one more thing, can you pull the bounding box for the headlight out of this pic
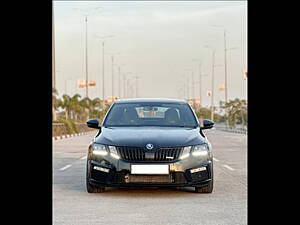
[192,144,209,157]
[92,144,108,156]
[108,146,120,159]
[179,146,192,160]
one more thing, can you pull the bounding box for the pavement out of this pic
[53,129,247,225]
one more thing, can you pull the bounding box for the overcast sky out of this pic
[54,1,247,108]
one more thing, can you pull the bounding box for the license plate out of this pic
[131,164,169,174]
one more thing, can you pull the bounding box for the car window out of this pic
[104,103,198,127]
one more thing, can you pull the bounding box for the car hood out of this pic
[94,126,205,148]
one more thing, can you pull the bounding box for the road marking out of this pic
[59,164,72,171]
[213,157,220,162]
[223,164,235,171]
[80,156,87,160]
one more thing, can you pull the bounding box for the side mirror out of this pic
[201,119,214,130]
[86,118,100,129]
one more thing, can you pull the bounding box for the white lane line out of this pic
[223,164,235,171]
[59,164,72,171]
[213,157,220,162]
[80,156,87,160]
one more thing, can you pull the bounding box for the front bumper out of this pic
[88,155,213,187]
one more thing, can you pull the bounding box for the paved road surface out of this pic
[53,129,247,225]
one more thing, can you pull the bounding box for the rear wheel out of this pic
[195,180,213,193]
[86,159,105,193]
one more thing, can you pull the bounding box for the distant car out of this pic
[86,98,214,193]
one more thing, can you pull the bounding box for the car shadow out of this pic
[54,180,204,197]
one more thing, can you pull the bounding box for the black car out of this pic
[86,98,214,193]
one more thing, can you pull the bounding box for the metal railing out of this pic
[214,124,247,135]
[52,122,94,137]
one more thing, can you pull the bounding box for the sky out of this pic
[53,1,247,108]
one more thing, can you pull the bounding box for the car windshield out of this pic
[103,103,198,127]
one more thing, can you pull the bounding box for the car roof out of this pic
[114,98,187,104]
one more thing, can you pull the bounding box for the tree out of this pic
[69,94,82,120]
[220,99,247,128]
[60,94,72,120]
[52,88,59,121]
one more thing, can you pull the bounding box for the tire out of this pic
[86,159,105,193]
[195,180,213,193]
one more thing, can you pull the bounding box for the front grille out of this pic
[112,172,187,184]
[126,175,172,183]
[116,146,183,162]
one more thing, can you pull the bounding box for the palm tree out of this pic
[52,88,59,121]
[90,97,102,118]
[60,94,72,120]
[80,97,92,121]
[69,94,82,120]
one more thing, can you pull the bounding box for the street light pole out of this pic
[95,35,114,108]
[73,7,102,98]
[102,41,105,106]
[210,25,238,126]
[204,45,222,121]
[52,4,56,91]
[199,63,202,108]
[191,71,195,108]
[118,66,121,98]
[132,75,139,98]
[211,50,216,121]
[186,76,189,100]
[52,2,57,121]
[224,30,228,104]
[105,52,120,102]
[123,74,126,98]
[111,55,114,100]
[85,16,89,99]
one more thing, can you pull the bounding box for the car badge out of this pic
[146,143,154,150]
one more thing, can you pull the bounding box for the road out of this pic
[53,129,247,225]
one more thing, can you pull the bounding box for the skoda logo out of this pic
[146,143,154,150]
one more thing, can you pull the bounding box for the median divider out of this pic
[214,125,247,135]
[52,131,95,141]
[52,122,95,141]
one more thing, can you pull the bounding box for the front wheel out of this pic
[86,159,105,193]
[195,180,213,193]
